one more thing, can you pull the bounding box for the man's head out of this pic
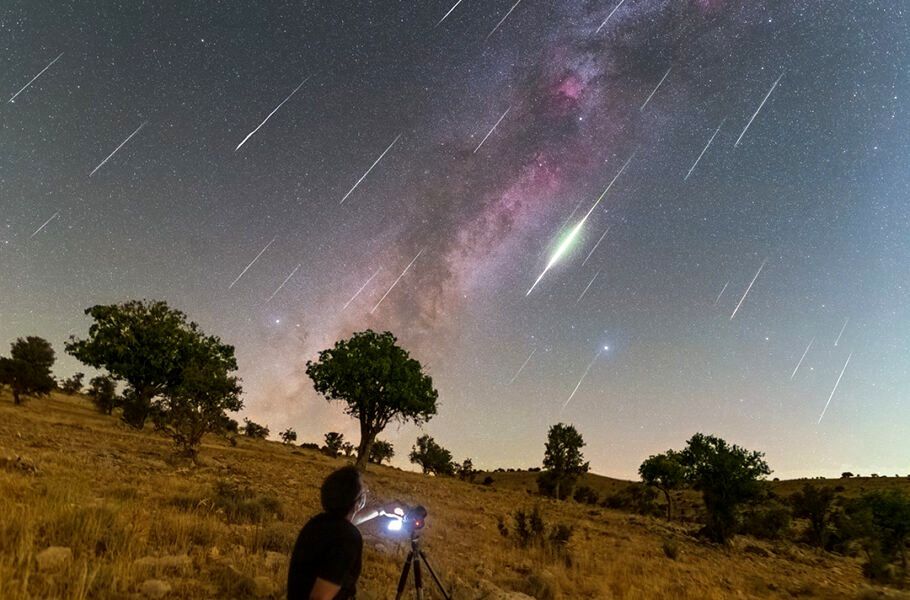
[321,466,365,519]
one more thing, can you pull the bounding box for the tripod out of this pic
[394,531,451,600]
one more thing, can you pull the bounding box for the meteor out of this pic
[340,134,402,204]
[595,0,626,33]
[370,249,423,314]
[90,121,147,176]
[436,0,464,26]
[265,263,301,303]
[640,67,671,112]
[577,271,600,304]
[526,154,632,296]
[563,348,604,409]
[473,107,511,154]
[685,118,725,181]
[235,77,309,152]
[834,318,849,346]
[713,281,729,306]
[9,52,63,103]
[818,352,852,424]
[29,212,59,239]
[581,226,610,267]
[790,337,815,380]
[729,259,767,320]
[343,268,381,310]
[486,0,523,40]
[508,348,536,384]
[229,237,276,289]
[734,72,784,148]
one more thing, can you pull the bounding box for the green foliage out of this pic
[369,440,395,464]
[341,441,355,457]
[497,505,574,554]
[739,500,791,540]
[306,330,438,469]
[790,482,837,547]
[0,336,56,405]
[66,300,236,429]
[324,431,345,456]
[680,433,771,543]
[457,458,477,482]
[539,423,589,500]
[409,434,455,475]
[639,450,686,520]
[59,372,85,395]
[603,484,662,517]
[87,375,119,415]
[242,418,269,439]
[836,490,910,584]
[662,538,680,560]
[210,481,283,524]
[573,485,599,505]
[280,428,297,444]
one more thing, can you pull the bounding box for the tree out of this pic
[0,337,56,405]
[280,428,298,444]
[837,490,910,582]
[680,433,771,543]
[538,423,589,501]
[409,434,455,476]
[324,432,345,456]
[242,418,269,439]
[341,441,355,458]
[457,458,477,482]
[790,482,837,547]
[639,450,687,520]
[88,375,119,415]
[841,472,854,479]
[369,440,395,465]
[306,330,438,470]
[66,300,232,429]
[153,351,242,460]
[60,372,85,395]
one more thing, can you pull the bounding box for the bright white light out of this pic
[275,319,280,324]
[603,346,610,351]
[387,519,403,531]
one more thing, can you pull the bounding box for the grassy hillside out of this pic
[1,391,908,599]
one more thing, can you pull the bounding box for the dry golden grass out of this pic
[1,390,908,599]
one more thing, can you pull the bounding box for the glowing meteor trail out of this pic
[90,121,147,176]
[508,348,536,384]
[9,53,63,103]
[29,212,59,239]
[685,118,725,181]
[265,263,301,303]
[229,237,276,289]
[343,268,381,310]
[235,77,309,152]
[640,67,671,111]
[436,0,464,26]
[370,249,423,314]
[563,348,604,409]
[834,318,849,346]
[790,337,815,380]
[340,133,402,204]
[596,0,626,33]
[473,107,511,154]
[486,0,523,40]
[730,259,767,320]
[577,271,600,304]
[581,226,611,267]
[714,281,729,306]
[527,154,632,296]
[734,72,784,148]
[818,352,852,424]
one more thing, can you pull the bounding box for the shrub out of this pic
[603,484,661,517]
[497,505,573,554]
[790,482,837,547]
[740,501,791,540]
[573,485,599,505]
[662,538,680,560]
[242,418,269,439]
[299,442,320,451]
[280,428,297,444]
[212,481,283,524]
[482,476,494,486]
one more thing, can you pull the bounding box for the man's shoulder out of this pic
[303,513,362,541]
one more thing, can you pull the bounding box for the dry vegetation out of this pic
[1,391,908,599]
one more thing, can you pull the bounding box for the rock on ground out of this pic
[35,546,72,572]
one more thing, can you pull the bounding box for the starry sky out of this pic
[2,1,908,479]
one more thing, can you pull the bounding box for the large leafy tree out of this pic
[88,375,119,415]
[680,433,771,543]
[409,434,455,476]
[538,422,589,501]
[0,337,56,405]
[65,300,228,428]
[790,482,837,548]
[639,450,687,520]
[306,330,438,470]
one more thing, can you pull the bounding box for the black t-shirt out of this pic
[287,513,363,600]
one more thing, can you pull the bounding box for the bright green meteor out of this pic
[526,154,633,296]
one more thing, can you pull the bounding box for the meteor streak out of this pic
[640,67,671,111]
[436,0,464,26]
[486,0,523,40]
[730,258,767,320]
[340,133,402,204]
[685,118,725,181]
[235,77,309,152]
[370,249,423,314]
[265,263,301,303]
[90,121,147,176]
[563,348,604,409]
[508,348,536,384]
[834,318,849,346]
[9,52,63,103]
[527,154,632,296]
[734,72,784,148]
[473,107,511,154]
[577,271,600,304]
[713,281,729,306]
[595,0,626,33]
[818,352,852,424]
[790,337,814,380]
[581,226,610,267]
[229,237,276,289]
[342,268,381,309]
[29,212,59,239]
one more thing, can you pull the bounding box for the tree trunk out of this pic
[663,488,672,520]
[355,422,374,471]
[555,479,561,501]
[13,389,21,405]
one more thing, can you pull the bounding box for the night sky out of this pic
[2,1,908,479]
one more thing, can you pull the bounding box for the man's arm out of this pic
[309,577,341,600]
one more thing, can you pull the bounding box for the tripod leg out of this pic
[418,551,452,600]
[394,551,415,600]
[413,556,424,600]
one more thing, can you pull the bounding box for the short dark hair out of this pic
[321,466,362,517]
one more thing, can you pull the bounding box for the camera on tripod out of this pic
[381,504,427,534]
[378,504,451,599]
